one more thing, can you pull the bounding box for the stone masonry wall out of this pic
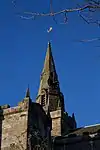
[50,110,62,136]
[0,100,29,150]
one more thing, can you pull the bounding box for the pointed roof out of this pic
[38,42,59,96]
[25,86,30,98]
[42,42,56,74]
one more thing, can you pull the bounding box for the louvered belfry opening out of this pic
[41,95,45,107]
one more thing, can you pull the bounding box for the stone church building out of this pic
[0,42,100,150]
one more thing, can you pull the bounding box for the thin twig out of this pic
[77,38,100,43]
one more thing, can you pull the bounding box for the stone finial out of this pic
[72,113,75,119]
[72,113,77,128]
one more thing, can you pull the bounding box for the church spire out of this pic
[38,42,59,96]
[36,42,64,112]
[42,42,56,75]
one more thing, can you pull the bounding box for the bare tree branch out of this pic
[12,0,100,25]
[23,4,100,17]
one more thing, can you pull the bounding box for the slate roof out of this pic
[70,124,100,136]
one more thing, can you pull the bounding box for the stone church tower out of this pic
[36,42,77,136]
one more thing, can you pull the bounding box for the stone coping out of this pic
[0,98,30,116]
[0,106,28,116]
[50,110,61,118]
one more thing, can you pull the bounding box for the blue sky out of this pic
[0,0,100,127]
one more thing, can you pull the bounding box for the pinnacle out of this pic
[25,86,30,98]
